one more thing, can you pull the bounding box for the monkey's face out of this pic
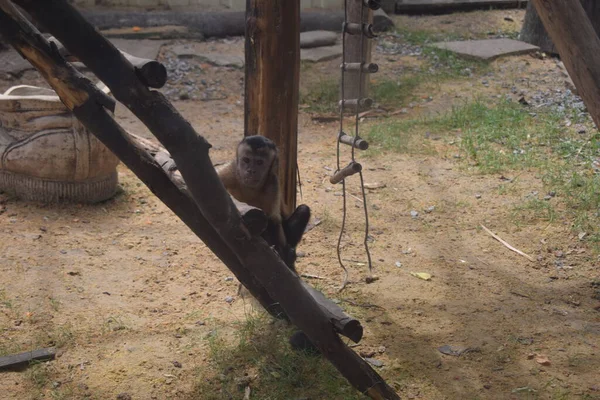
[236,144,274,189]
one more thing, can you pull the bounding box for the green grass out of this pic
[188,312,366,400]
[367,98,600,242]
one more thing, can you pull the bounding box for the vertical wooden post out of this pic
[245,0,300,217]
[342,0,373,106]
[531,0,600,130]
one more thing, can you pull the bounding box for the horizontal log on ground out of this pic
[339,133,369,150]
[395,0,528,14]
[46,35,167,89]
[330,162,363,184]
[0,348,55,370]
[76,10,395,37]
[13,1,398,397]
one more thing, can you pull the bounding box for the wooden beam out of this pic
[244,0,300,217]
[4,2,398,397]
[0,348,55,370]
[530,0,600,131]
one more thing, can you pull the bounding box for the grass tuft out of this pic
[189,312,365,400]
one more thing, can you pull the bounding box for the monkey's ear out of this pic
[283,204,311,247]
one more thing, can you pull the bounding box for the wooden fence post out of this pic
[244,0,300,216]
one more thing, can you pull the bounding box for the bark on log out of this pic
[520,0,600,55]
[5,2,399,397]
[132,132,363,339]
[530,0,600,131]
[75,10,395,38]
[47,35,167,89]
[134,133,268,237]
[245,0,300,217]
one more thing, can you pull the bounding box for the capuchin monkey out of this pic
[216,135,310,271]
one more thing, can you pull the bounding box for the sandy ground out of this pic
[1,8,599,400]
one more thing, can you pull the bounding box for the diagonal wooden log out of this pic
[530,0,600,131]
[3,1,398,398]
[0,2,285,321]
[129,132,364,343]
[133,132,268,237]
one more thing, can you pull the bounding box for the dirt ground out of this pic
[1,8,600,400]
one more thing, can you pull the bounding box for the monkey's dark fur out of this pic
[217,135,310,271]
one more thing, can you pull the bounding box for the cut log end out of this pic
[330,162,363,184]
[339,133,369,150]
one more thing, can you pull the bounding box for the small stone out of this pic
[378,346,386,354]
[225,277,234,282]
[475,193,482,199]
[395,261,402,268]
[424,206,435,213]
[296,251,306,258]
[225,296,234,304]
[116,394,132,400]
[410,210,419,218]
[172,361,182,368]
[555,250,565,258]
[365,358,384,367]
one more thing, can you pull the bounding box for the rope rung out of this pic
[339,132,369,150]
[341,62,378,73]
[344,22,377,39]
[330,161,362,184]
[339,98,373,108]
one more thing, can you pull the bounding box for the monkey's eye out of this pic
[256,159,264,166]
[242,157,250,164]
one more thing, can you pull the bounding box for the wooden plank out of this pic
[530,0,600,131]
[244,0,300,217]
[0,348,56,370]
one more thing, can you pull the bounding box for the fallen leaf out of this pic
[132,26,141,32]
[410,272,432,281]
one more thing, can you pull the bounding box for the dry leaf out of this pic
[410,272,432,281]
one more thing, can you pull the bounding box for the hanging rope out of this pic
[334,0,380,292]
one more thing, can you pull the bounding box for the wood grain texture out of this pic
[530,0,600,131]
[244,0,300,217]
